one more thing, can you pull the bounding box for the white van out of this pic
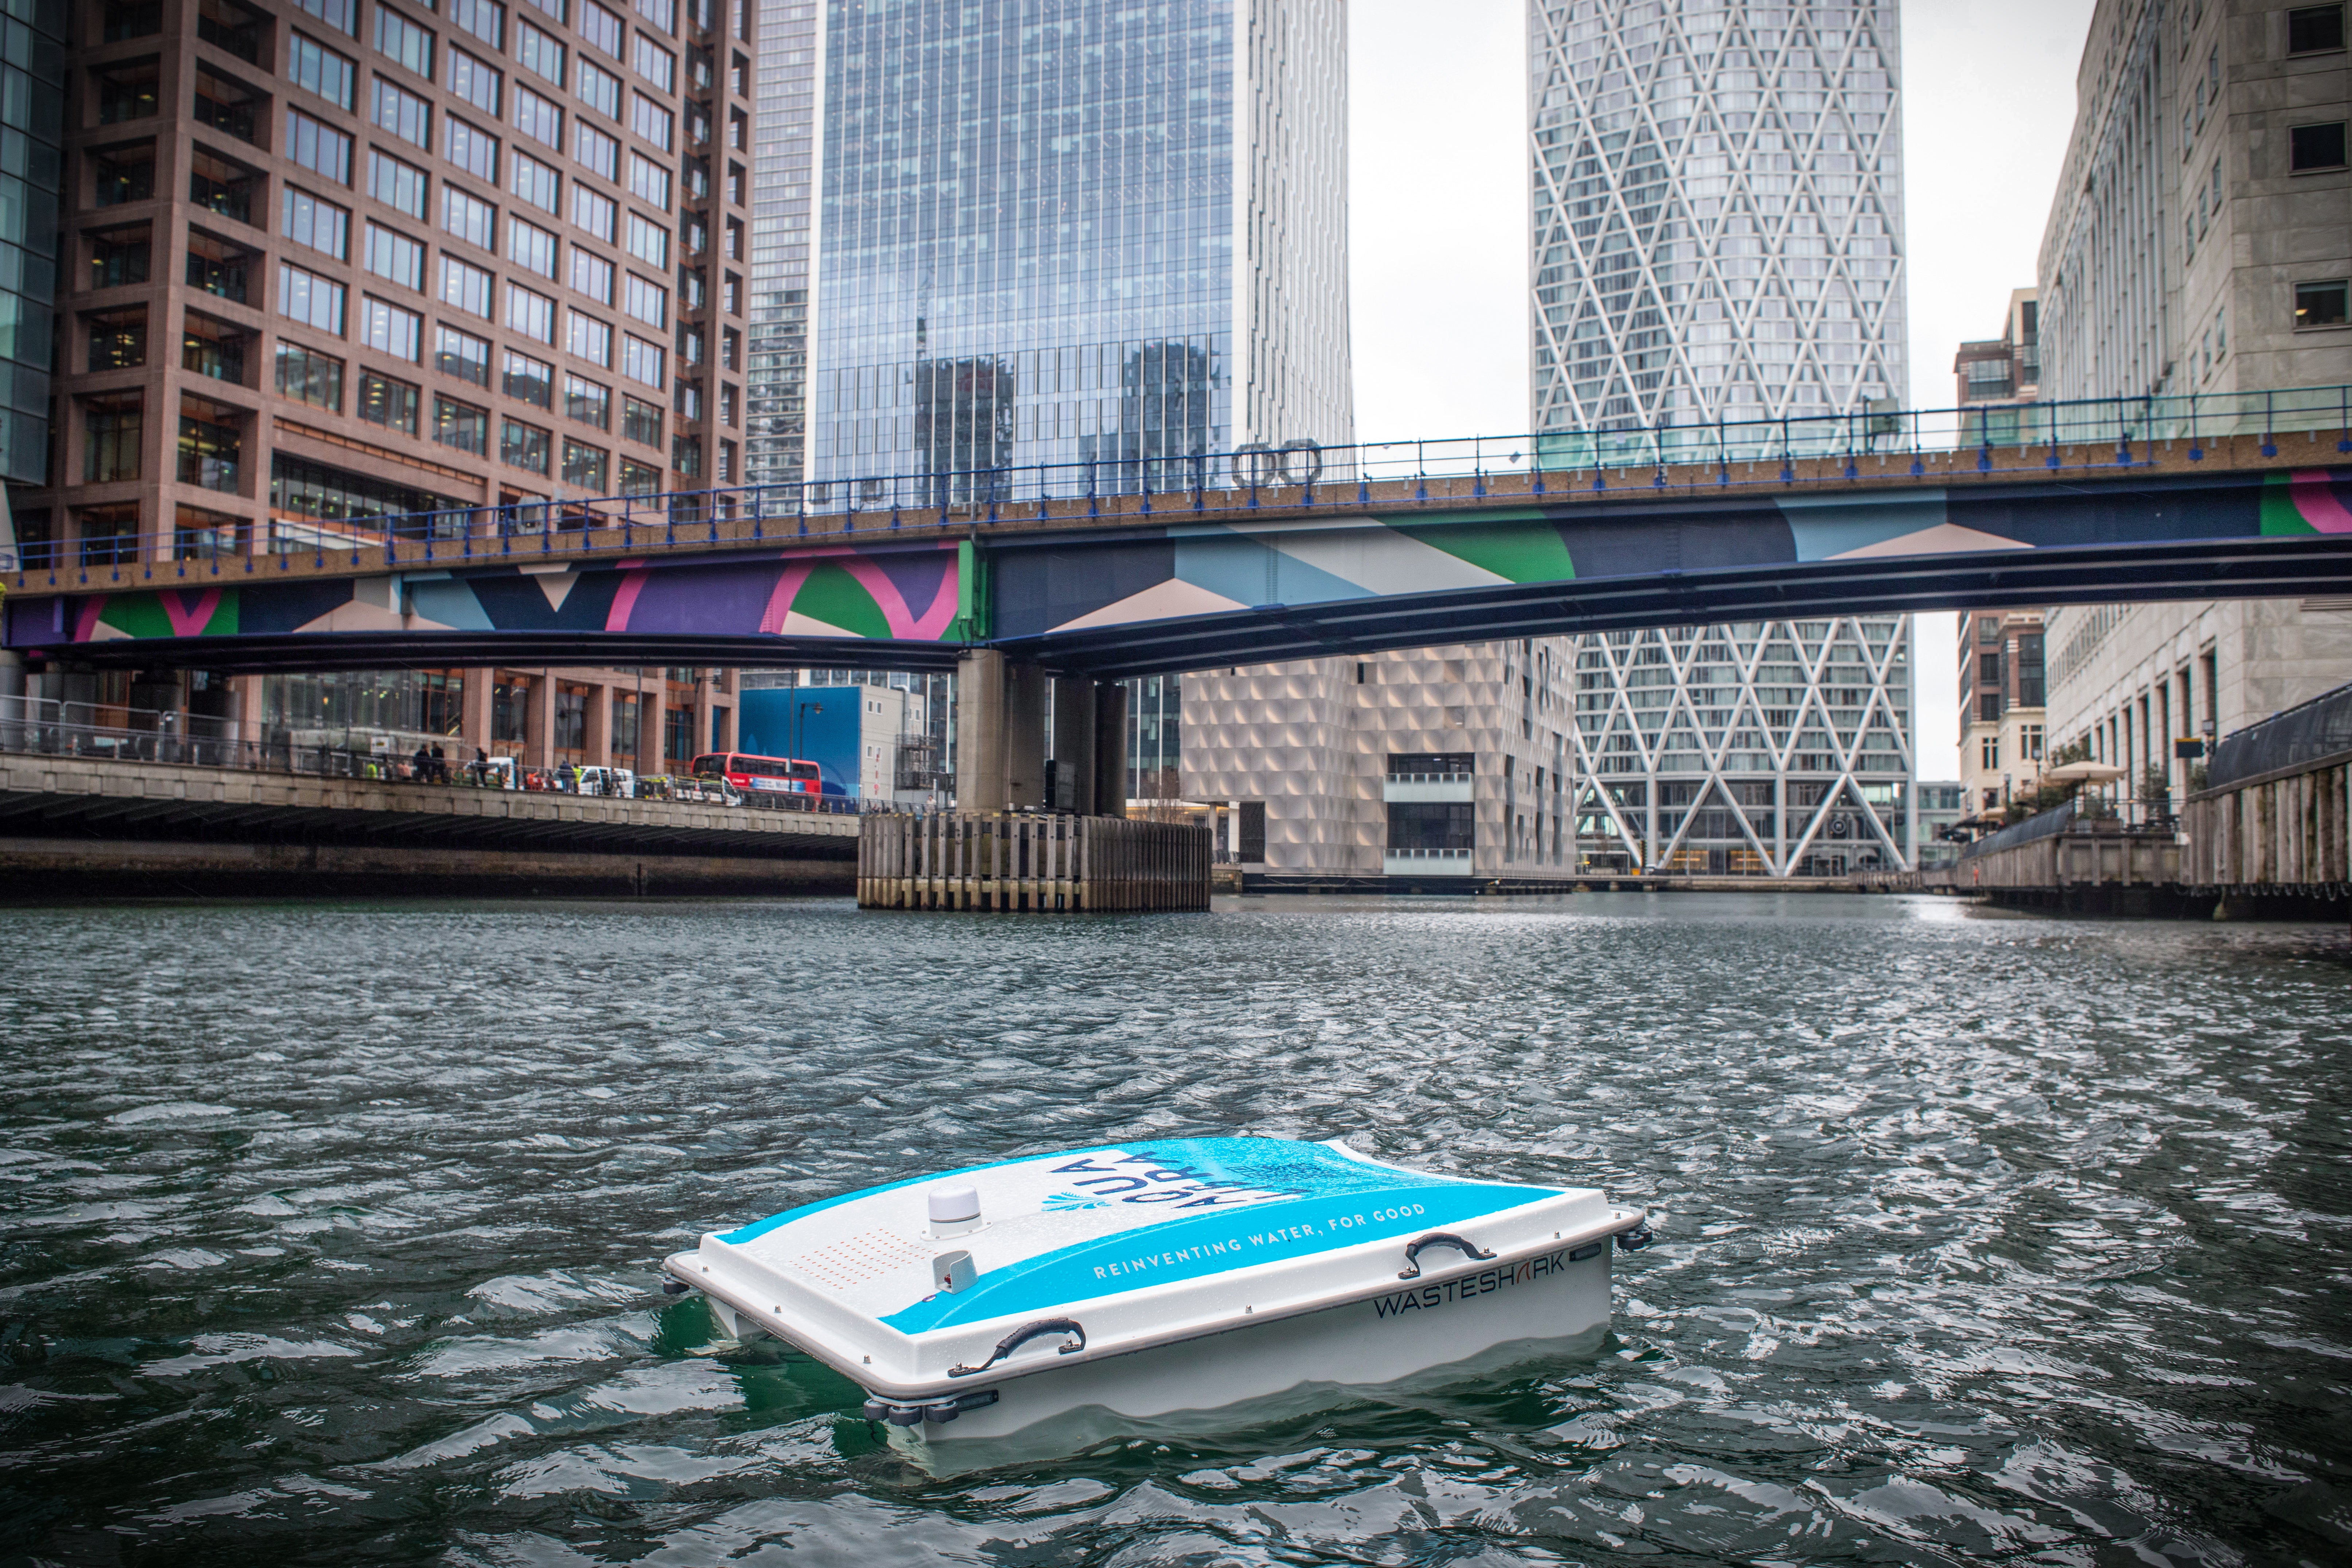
[573,765,636,798]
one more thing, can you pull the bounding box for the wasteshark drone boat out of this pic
[663,1135,1651,1454]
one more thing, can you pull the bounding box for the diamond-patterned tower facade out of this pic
[1533,1,1918,876]
[1530,0,1909,425]
[1571,619,1918,876]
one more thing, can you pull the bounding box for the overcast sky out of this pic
[1344,0,2098,779]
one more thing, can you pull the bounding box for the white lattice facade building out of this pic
[1571,619,1919,876]
[1182,642,1581,884]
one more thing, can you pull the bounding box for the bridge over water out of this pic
[8,389,2349,682]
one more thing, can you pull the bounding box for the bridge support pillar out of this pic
[955,650,1007,811]
[1051,676,1096,815]
[1093,679,1128,814]
[956,652,1056,812]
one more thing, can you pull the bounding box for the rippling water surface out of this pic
[4,893,2349,1565]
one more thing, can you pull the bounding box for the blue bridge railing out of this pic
[11,382,2349,586]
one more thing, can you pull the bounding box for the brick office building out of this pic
[15,0,753,771]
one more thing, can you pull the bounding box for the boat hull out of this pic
[878,1243,1611,1455]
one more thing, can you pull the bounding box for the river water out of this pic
[3,893,2348,1565]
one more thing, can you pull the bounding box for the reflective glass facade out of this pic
[744,0,817,486]
[812,0,1235,494]
[0,0,64,486]
[1529,0,1907,427]
[746,0,1351,495]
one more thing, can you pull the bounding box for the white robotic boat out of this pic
[663,1136,1651,1456]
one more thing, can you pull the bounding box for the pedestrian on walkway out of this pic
[410,744,431,782]
[558,760,578,792]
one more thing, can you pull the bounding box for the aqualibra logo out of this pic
[1049,1152,1300,1209]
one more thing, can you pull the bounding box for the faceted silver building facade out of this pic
[1570,619,1919,876]
[1531,0,1918,875]
[746,0,1351,495]
[1183,644,1581,884]
[1529,0,1908,427]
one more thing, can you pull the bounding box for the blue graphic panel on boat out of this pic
[879,1139,1555,1333]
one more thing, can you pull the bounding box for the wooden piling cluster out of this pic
[2181,756,2351,896]
[858,812,1212,911]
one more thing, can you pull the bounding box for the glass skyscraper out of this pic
[746,0,1351,496]
[1529,0,1907,428]
[1531,0,1920,875]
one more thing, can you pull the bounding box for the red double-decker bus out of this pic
[691,752,823,795]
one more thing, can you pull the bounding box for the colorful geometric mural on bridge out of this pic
[5,542,964,649]
[6,468,2346,652]
[988,468,2352,638]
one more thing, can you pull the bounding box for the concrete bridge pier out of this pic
[954,649,1129,815]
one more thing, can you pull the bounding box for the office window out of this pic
[577,57,621,119]
[183,312,249,384]
[178,397,243,492]
[510,217,559,278]
[447,47,502,115]
[358,370,422,435]
[633,0,672,34]
[511,20,561,87]
[188,149,259,226]
[281,188,351,259]
[446,117,500,182]
[363,224,426,291]
[442,185,496,250]
[83,395,144,483]
[440,256,494,318]
[623,273,667,328]
[186,231,254,302]
[621,397,660,446]
[567,309,612,365]
[568,247,613,302]
[275,340,343,409]
[91,227,152,289]
[621,332,664,388]
[575,121,620,180]
[507,282,557,343]
[193,69,262,144]
[629,92,672,151]
[452,0,504,48]
[563,373,610,428]
[572,185,617,241]
[2290,121,2348,172]
[624,212,668,267]
[501,417,551,473]
[360,296,424,362]
[632,34,673,90]
[511,151,559,213]
[434,394,489,453]
[522,0,566,20]
[504,348,555,407]
[580,0,622,53]
[2296,279,2349,329]
[85,307,146,371]
[514,85,563,149]
[2288,5,2345,53]
[671,434,700,476]
[291,0,356,36]
[562,439,607,490]
[627,152,670,209]
[285,109,354,184]
[278,261,346,333]
[435,323,491,383]
[288,32,356,110]
[368,150,430,219]
[374,7,434,78]
[619,457,659,495]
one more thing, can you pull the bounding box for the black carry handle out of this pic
[947,1317,1087,1378]
[1397,1231,1497,1280]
